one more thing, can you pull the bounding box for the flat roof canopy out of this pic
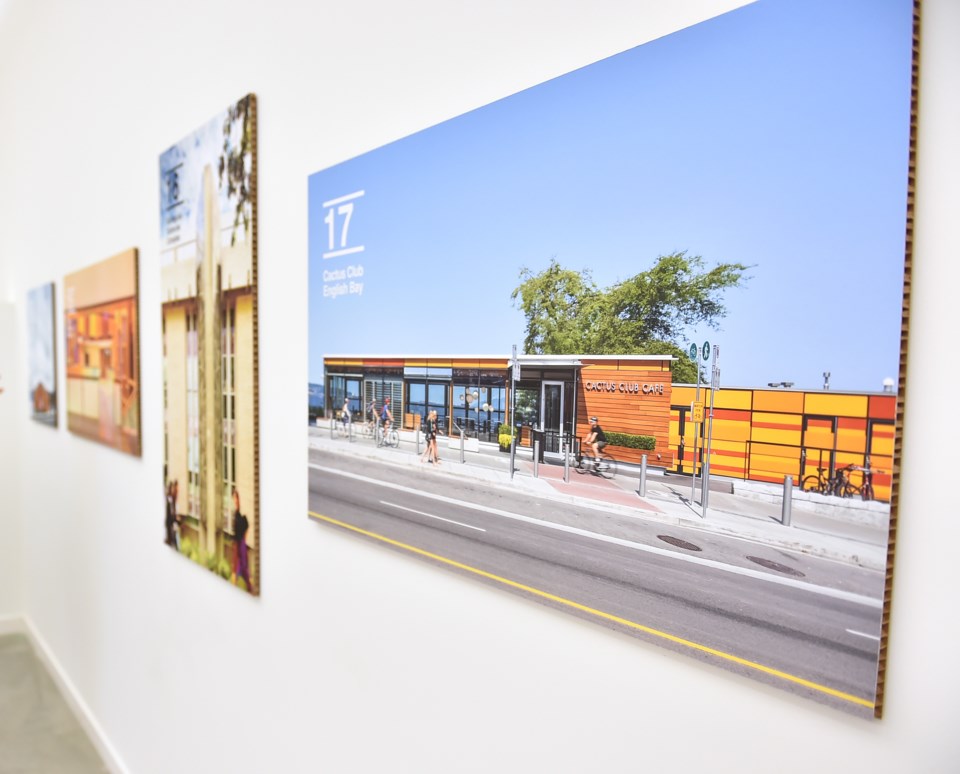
[517,354,676,367]
[324,353,676,365]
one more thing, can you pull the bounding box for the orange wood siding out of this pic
[577,361,673,466]
[869,395,897,419]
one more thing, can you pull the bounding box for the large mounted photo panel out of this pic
[64,249,141,455]
[307,0,914,716]
[160,95,259,595]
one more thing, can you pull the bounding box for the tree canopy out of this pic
[218,94,255,247]
[511,252,750,383]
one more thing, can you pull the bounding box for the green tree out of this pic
[509,260,602,355]
[512,252,749,383]
[218,94,255,247]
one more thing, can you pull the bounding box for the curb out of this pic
[308,434,885,570]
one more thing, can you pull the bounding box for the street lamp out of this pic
[463,390,480,437]
[472,390,479,437]
[822,371,831,390]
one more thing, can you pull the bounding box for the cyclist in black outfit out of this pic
[584,416,607,468]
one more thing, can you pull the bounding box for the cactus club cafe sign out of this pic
[584,381,665,395]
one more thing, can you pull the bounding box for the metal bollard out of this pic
[782,475,793,526]
[563,440,570,483]
[330,417,334,439]
[416,427,421,455]
[533,440,540,478]
[460,429,465,464]
[638,454,647,497]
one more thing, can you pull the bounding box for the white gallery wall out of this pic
[1,0,958,771]
[0,303,21,618]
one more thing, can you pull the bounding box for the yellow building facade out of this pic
[162,166,258,593]
[670,385,896,501]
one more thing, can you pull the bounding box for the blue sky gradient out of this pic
[27,281,55,394]
[308,0,912,391]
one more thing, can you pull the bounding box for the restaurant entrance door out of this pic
[541,381,565,455]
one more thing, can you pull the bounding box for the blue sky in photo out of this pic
[27,282,55,394]
[159,101,248,257]
[308,0,913,392]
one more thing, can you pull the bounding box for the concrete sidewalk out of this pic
[308,424,891,571]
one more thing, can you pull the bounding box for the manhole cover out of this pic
[746,556,806,577]
[657,535,702,552]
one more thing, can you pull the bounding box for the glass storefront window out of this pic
[453,384,506,439]
[327,375,362,418]
[405,381,447,426]
[513,384,540,427]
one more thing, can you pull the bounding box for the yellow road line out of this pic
[308,510,875,710]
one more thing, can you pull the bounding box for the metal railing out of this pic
[451,421,466,464]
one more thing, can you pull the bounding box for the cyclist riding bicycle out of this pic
[584,416,607,468]
[380,396,394,433]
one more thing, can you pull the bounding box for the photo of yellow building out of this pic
[160,95,259,595]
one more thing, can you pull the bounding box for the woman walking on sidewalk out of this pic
[421,410,441,465]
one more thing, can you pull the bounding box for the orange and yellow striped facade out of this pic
[670,386,896,502]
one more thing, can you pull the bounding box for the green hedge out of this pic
[605,432,656,451]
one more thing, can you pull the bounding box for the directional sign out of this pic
[702,341,710,361]
[689,343,698,360]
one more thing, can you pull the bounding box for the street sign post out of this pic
[703,344,720,512]
[510,344,518,479]
[690,341,709,511]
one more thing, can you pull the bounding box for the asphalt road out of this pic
[308,449,885,717]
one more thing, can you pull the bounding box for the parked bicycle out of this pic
[802,464,858,497]
[848,465,878,501]
[574,440,618,480]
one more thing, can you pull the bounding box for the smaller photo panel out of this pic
[63,249,141,456]
[27,282,57,426]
